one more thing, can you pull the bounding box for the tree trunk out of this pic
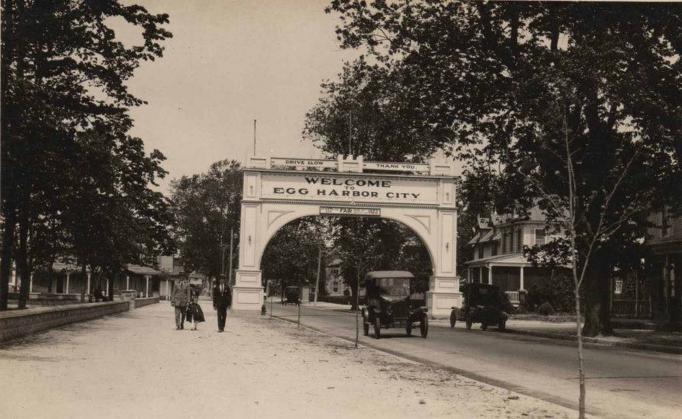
[80,263,87,302]
[349,277,358,311]
[17,204,30,309]
[582,259,613,337]
[0,206,17,310]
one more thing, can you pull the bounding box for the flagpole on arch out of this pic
[253,119,257,156]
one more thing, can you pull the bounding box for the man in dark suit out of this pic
[212,280,231,332]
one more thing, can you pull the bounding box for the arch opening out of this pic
[260,215,435,307]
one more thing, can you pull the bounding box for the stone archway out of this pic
[233,156,461,316]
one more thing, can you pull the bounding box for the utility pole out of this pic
[355,268,360,349]
[348,112,352,156]
[228,227,234,286]
[297,278,302,329]
[219,227,225,281]
[313,246,322,305]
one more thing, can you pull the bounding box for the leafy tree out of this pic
[303,58,437,161]
[325,1,682,340]
[1,0,172,308]
[332,217,431,310]
[261,217,327,298]
[170,160,242,281]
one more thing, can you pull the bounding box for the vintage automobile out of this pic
[283,285,300,305]
[361,271,428,339]
[451,282,512,331]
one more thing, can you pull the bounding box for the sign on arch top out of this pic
[251,155,455,177]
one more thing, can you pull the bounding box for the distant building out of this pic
[465,207,569,306]
[643,209,682,322]
[157,255,209,298]
[324,257,349,297]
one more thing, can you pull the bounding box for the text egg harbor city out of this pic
[260,173,440,204]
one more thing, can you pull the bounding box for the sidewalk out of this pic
[302,301,682,355]
[0,301,575,419]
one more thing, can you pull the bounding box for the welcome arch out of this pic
[233,156,462,316]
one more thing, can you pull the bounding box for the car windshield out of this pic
[376,277,410,297]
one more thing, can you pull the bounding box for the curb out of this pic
[298,303,682,355]
[505,329,682,355]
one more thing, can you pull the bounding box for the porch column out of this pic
[29,273,33,293]
[105,278,110,296]
[86,272,91,295]
[671,262,676,298]
[65,272,70,294]
[467,268,472,283]
[126,275,130,290]
[145,275,150,297]
[519,266,525,291]
[488,265,493,285]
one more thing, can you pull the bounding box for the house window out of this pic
[333,281,339,292]
[535,229,545,246]
[517,228,523,252]
[501,232,507,254]
[478,246,484,259]
[492,242,498,256]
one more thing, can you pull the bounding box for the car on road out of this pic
[361,271,428,339]
[283,286,300,305]
[451,282,512,331]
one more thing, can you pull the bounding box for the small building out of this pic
[124,264,166,299]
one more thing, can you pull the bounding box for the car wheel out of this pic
[481,321,488,331]
[363,321,369,336]
[465,315,472,330]
[449,310,456,328]
[374,317,381,339]
[499,319,506,331]
[420,316,428,338]
[406,322,412,336]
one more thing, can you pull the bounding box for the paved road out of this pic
[269,302,681,419]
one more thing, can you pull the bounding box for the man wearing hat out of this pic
[171,277,191,330]
[212,279,232,332]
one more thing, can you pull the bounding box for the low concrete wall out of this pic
[0,301,130,343]
[133,296,160,309]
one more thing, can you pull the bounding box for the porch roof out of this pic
[464,254,530,268]
[125,264,164,276]
[52,261,87,273]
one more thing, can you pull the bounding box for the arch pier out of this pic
[233,156,462,317]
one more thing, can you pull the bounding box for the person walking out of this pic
[188,286,205,330]
[171,277,190,330]
[212,280,231,332]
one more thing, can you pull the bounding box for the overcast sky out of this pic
[120,0,356,193]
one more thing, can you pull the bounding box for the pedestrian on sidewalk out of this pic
[188,286,205,330]
[212,280,231,332]
[171,277,190,330]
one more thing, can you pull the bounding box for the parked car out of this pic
[361,271,428,339]
[452,282,512,331]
